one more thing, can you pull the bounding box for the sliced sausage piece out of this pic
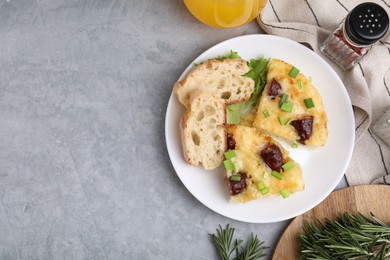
[228,172,247,195]
[260,144,284,171]
[268,78,283,98]
[291,116,314,144]
[227,133,236,150]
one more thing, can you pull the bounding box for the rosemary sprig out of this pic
[299,212,390,260]
[209,224,268,260]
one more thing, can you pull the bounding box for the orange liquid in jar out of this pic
[184,0,267,28]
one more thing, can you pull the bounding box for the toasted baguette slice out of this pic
[224,125,304,203]
[253,59,328,147]
[180,91,226,170]
[173,59,255,109]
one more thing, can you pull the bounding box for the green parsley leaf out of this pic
[214,50,242,61]
[227,56,270,124]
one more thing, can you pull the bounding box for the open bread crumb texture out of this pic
[199,70,252,101]
[187,94,225,169]
[176,59,254,108]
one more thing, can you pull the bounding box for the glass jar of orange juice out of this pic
[184,0,267,28]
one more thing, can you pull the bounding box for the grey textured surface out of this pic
[0,0,347,259]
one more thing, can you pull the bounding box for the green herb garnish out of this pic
[304,98,315,109]
[194,50,241,66]
[262,110,270,118]
[257,181,266,191]
[282,161,295,172]
[214,50,242,61]
[224,160,235,171]
[261,187,270,195]
[298,80,304,90]
[224,150,237,160]
[280,189,290,198]
[280,93,288,106]
[289,66,300,78]
[271,170,283,180]
[299,212,390,259]
[209,224,268,260]
[257,182,270,195]
[280,101,293,112]
[291,143,299,148]
[230,174,241,182]
[227,56,270,124]
[278,116,285,125]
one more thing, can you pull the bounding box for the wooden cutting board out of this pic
[272,185,390,259]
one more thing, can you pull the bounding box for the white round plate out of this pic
[165,34,355,223]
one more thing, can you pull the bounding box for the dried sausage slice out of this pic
[268,78,283,98]
[228,172,247,195]
[227,133,236,150]
[260,144,284,171]
[291,116,314,144]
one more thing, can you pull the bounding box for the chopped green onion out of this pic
[224,159,234,171]
[278,116,285,125]
[230,174,241,182]
[224,150,236,160]
[285,117,293,126]
[263,110,270,118]
[298,80,304,89]
[291,143,299,148]
[271,170,283,180]
[233,163,238,173]
[261,187,270,195]
[263,171,269,179]
[280,93,288,106]
[289,66,300,78]
[282,161,295,172]
[281,101,293,112]
[257,181,270,195]
[280,188,290,198]
[304,98,315,109]
[257,181,266,191]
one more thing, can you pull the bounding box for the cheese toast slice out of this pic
[173,59,255,109]
[253,59,328,147]
[181,90,226,170]
[224,125,304,203]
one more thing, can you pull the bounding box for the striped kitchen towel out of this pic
[257,0,390,185]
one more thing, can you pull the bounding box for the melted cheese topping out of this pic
[227,125,304,203]
[253,59,328,147]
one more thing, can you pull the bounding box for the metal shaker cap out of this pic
[345,2,389,45]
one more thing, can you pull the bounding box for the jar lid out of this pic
[345,2,389,45]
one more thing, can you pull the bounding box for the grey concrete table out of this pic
[0,0,346,259]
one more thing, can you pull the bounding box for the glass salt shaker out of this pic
[320,2,389,70]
